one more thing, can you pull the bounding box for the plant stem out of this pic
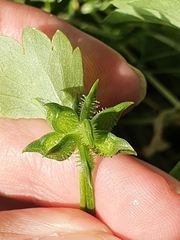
[119,46,180,108]
[145,73,180,108]
[79,165,87,212]
[78,144,95,215]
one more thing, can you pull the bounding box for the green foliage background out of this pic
[14,0,180,173]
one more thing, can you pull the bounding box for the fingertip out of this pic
[0,208,112,239]
[136,158,180,195]
[39,232,120,240]
[128,64,147,105]
[95,154,180,239]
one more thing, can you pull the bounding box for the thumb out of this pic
[0,207,120,240]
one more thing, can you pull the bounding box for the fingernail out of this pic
[38,232,120,240]
[128,64,147,105]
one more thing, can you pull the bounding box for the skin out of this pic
[0,1,180,239]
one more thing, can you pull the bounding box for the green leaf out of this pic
[79,80,99,121]
[39,100,79,133]
[94,131,137,156]
[169,160,180,181]
[0,27,84,119]
[46,133,79,160]
[109,0,180,29]
[92,102,133,130]
[22,132,64,156]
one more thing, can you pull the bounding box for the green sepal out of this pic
[94,131,137,156]
[45,133,79,160]
[80,119,95,147]
[38,99,79,133]
[79,80,99,121]
[91,101,133,130]
[22,132,64,156]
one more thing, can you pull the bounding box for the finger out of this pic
[95,154,180,240]
[0,0,146,107]
[0,119,180,240]
[136,158,180,194]
[0,207,120,240]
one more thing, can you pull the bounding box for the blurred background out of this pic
[14,0,180,174]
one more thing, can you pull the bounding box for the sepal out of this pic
[38,99,79,133]
[94,131,137,156]
[80,119,95,147]
[91,101,133,130]
[80,80,99,121]
[45,133,79,160]
[22,132,64,156]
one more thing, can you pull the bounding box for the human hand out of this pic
[0,1,180,240]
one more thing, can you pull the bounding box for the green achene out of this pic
[23,80,137,215]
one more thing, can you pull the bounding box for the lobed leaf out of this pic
[108,0,180,29]
[0,27,84,119]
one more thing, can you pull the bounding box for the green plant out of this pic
[23,80,136,214]
[0,27,136,214]
[12,0,180,178]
